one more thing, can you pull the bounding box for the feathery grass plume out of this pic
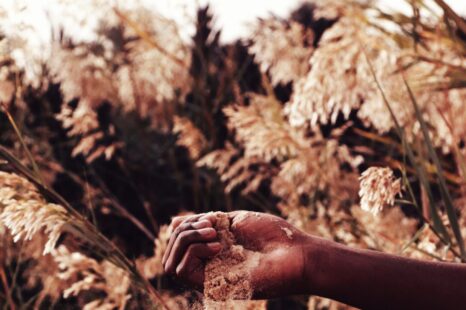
[49,44,119,108]
[25,243,70,306]
[285,14,408,129]
[48,0,191,111]
[271,131,362,225]
[286,1,466,154]
[198,144,272,196]
[273,140,361,199]
[0,176,68,306]
[56,101,120,163]
[200,92,310,195]
[0,148,169,307]
[311,0,347,20]
[0,1,48,90]
[224,93,309,162]
[0,50,15,107]
[0,172,71,254]
[0,35,33,113]
[53,245,132,309]
[197,143,238,177]
[46,1,191,161]
[50,46,121,163]
[2,0,186,162]
[197,143,272,195]
[359,167,401,215]
[208,90,363,215]
[173,116,208,160]
[249,18,314,85]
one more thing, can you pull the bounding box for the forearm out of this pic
[304,237,466,309]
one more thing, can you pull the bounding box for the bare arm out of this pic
[304,237,466,309]
[163,211,466,309]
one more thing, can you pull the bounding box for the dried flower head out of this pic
[272,134,361,217]
[0,172,71,254]
[285,9,466,154]
[46,2,191,161]
[173,116,207,160]
[198,144,272,195]
[359,167,401,215]
[249,18,314,85]
[53,245,132,309]
[285,16,408,129]
[224,94,308,162]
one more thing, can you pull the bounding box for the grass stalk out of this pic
[361,46,450,243]
[402,76,465,258]
[0,146,170,309]
[0,104,44,187]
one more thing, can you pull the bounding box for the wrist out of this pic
[300,235,336,296]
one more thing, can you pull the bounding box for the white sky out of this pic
[148,0,466,42]
[2,0,466,44]
[1,0,465,78]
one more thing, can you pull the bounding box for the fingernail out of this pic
[199,228,216,237]
[209,242,222,251]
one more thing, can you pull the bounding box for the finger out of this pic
[163,228,217,273]
[174,212,224,229]
[164,228,217,274]
[163,219,212,265]
[229,211,253,235]
[175,242,222,285]
[198,212,221,226]
[171,214,203,230]
[163,222,192,265]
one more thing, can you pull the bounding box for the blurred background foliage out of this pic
[0,0,465,309]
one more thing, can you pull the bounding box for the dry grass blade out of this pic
[0,267,16,310]
[402,76,465,258]
[0,146,170,309]
[400,163,463,261]
[113,7,188,69]
[0,103,45,186]
[361,44,451,243]
[434,0,466,35]
[400,223,428,254]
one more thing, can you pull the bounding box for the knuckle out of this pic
[171,216,183,227]
[174,223,190,236]
[173,226,182,236]
[178,230,198,243]
[186,244,199,256]
[174,231,195,249]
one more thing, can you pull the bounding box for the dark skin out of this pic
[163,211,466,309]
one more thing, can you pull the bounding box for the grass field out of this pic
[0,0,465,309]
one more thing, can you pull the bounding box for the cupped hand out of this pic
[162,211,312,298]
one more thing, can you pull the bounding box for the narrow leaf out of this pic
[403,77,465,258]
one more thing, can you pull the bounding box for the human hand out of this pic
[163,211,466,308]
[162,211,312,298]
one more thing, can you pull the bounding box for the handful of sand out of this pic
[204,212,252,301]
[203,212,265,310]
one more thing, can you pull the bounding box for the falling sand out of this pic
[203,212,265,310]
